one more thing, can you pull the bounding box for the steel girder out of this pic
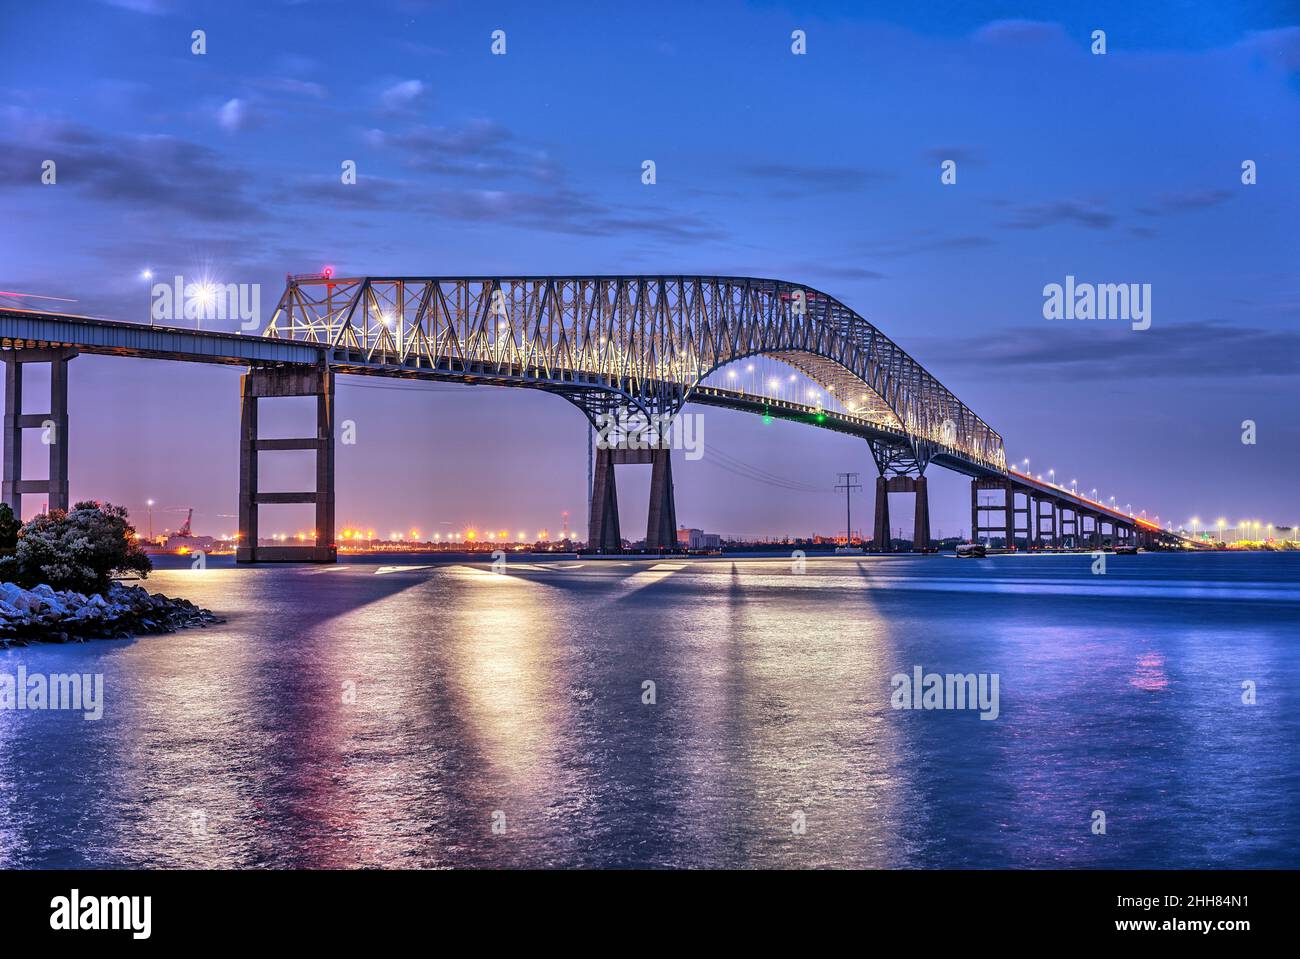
[262,275,1006,471]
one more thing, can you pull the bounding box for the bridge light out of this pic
[762,412,773,424]
[815,413,826,423]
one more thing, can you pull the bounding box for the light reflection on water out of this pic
[0,552,1297,868]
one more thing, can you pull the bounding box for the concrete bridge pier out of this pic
[874,474,930,552]
[236,366,335,563]
[971,477,1014,548]
[2,348,76,515]
[587,446,677,553]
[588,446,622,552]
[1061,506,1078,547]
[873,476,890,550]
[645,447,677,551]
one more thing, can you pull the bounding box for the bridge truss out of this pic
[263,275,1006,474]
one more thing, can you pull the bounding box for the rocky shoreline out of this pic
[0,581,222,646]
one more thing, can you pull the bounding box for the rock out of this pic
[0,580,219,644]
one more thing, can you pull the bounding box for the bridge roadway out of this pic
[0,302,1176,557]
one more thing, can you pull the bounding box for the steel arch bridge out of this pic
[263,275,1006,475]
[2,272,1177,559]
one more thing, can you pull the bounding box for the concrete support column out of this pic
[912,475,930,553]
[236,366,336,563]
[2,349,76,516]
[48,356,70,512]
[315,375,336,557]
[873,475,891,551]
[237,374,258,557]
[1004,479,1015,548]
[645,447,676,551]
[2,356,21,512]
[588,446,621,553]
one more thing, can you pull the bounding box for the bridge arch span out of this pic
[264,274,1005,472]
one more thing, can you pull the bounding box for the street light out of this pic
[141,270,154,327]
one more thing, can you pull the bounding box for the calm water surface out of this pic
[1,551,1297,868]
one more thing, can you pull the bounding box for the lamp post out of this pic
[141,270,154,327]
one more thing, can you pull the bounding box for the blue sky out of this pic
[1,0,1298,539]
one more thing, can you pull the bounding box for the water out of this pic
[1,551,1297,868]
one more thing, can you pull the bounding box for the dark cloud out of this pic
[859,233,994,258]
[297,174,722,242]
[365,119,560,183]
[1002,200,1115,230]
[738,162,892,198]
[1137,189,1234,216]
[924,320,1300,378]
[0,113,259,221]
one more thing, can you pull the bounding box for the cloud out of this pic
[297,173,722,242]
[0,112,259,221]
[364,119,560,182]
[216,98,254,132]
[255,77,327,99]
[925,320,1300,378]
[859,233,994,258]
[95,0,175,13]
[971,20,1065,46]
[1137,189,1234,216]
[738,162,891,198]
[1002,199,1115,230]
[379,79,430,112]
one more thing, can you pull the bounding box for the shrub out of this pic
[2,501,152,594]
[0,503,19,550]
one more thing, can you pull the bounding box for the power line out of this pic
[835,472,861,542]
